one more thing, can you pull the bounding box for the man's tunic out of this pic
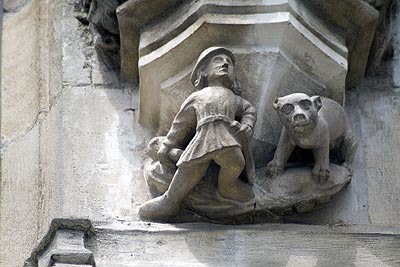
[163,86,256,167]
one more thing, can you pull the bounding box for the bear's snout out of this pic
[293,113,307,124]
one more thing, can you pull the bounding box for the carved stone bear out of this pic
[266,93,358,183]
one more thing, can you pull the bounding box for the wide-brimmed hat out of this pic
[190,47,235,89]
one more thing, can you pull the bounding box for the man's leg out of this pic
[214,146,254,202]
[139,161,209,220]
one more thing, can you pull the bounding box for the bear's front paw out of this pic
[266,160,284,178]
[312,165,330,183]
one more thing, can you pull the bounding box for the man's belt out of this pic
[196,115,234,130]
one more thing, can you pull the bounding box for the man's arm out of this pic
[235,97,256,143]
[159,95,197,168]
[239,98,256,129]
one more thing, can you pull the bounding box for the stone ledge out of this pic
[94,221,400,236]
[91,221,400,266]
[26,219,400,266]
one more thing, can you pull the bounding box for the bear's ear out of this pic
[273,98,281,110]
[311,95,322,111]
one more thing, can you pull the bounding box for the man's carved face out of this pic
[204,54,235,86]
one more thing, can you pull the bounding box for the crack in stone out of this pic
[0,111,45,151]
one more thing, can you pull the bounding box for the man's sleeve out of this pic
[237,97,257,129]
[163,95,197,148]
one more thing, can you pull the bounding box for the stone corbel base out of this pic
[24,219,95,267]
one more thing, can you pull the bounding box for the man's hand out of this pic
[157,144,176,169]
[235,123,253,143]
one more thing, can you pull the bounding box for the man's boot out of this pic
[139,194,180,220]
[139,162,209,221]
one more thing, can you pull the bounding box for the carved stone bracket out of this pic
[114,0,378,165]
[24,219,95,267]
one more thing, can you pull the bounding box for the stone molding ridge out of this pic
[116,0,378,89]
[24,218,95,267]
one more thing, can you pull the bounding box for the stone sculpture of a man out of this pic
[139,47,256,220]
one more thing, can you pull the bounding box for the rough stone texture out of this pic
[3,0,29,12]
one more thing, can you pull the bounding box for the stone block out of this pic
[1,0,40,142]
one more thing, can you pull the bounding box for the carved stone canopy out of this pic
[116,0,378,88]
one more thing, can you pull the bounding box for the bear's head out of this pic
[273,93,322,134]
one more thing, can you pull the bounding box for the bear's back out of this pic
[319,97,350,140]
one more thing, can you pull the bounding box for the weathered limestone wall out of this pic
[1,0,43,265]
[1,0,153,264]
[39,0,152,224]
[346,8,400,225]
[0,0,62,265]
